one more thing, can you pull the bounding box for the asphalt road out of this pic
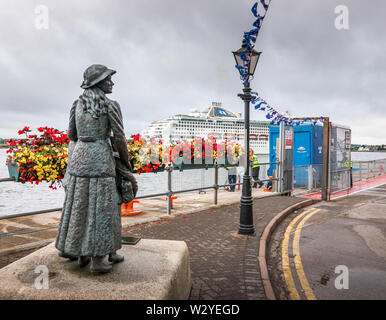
[269,184,386,300]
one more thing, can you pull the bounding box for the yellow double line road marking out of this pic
[281,207,320,300]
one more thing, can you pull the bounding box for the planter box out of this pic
[172,157,215,170]
[173,163,215,170]
[172,156,240,170]
[7,162,20,182]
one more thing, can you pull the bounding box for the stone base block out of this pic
[0,239,191,300]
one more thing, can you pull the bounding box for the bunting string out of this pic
[235,1,323,126]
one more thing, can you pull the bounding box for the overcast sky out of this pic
[0,0,385,144]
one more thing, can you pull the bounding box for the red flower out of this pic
[131,134,140,141]
[6,139,16,146]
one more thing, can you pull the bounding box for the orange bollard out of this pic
[163,196,178,209]
[121,200,143,216]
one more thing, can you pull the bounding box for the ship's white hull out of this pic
[142,103,271,154]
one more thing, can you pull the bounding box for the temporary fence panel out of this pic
[293,164,323,191]
[328,124,351,198]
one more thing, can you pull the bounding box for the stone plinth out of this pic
[0,239,191,300]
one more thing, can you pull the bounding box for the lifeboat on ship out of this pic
[223,133,235,140]
[208,133,221,139]
[250,134,258,140]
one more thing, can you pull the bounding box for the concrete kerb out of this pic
[258,198,321,300]
[0,238,56,256]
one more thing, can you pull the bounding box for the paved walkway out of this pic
[269,184,386,300]
[122,195,305,300]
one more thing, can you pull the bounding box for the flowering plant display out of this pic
[169,136,248,165]
[170,138,210,163]
[128,134,248,172]
[5,129,251,186]
[128,134,169,174]
[6,127,69,189]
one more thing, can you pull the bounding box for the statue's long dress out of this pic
[55,97,130,257]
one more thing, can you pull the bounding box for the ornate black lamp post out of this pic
[233,38,261,235]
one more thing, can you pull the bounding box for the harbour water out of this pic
[0,149,384,218]
[350,151,386,161]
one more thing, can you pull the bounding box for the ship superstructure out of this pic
[142,102,271,154]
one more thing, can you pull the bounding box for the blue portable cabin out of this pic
[269,124,323,187]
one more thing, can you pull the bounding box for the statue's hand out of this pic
[127,173,138,198]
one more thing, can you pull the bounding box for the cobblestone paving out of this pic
[122,195,305,300]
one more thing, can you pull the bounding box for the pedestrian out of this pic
[251,154,263,188]
[344,156,353,189]
[265,169,273,191]
[226,165,237,192]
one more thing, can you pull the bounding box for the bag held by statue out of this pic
[114,157,137,204]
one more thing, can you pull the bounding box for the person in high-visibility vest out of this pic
[226,166,237,192]
[251,155,263,188]
[344,157,353,188]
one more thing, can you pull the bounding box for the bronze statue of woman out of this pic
[55,64,138,274]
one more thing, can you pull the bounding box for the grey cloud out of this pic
[0,0,385,145]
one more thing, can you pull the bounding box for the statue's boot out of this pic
[58,251,77,261]
[78,256,91,268]
[90,256,112,274]
[108,252,124,264]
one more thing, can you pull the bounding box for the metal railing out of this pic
[0,161,279,220]
[352,158,386,183]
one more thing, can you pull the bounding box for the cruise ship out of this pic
[142,102,271,154]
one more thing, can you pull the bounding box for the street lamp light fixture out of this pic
[232,38,261,79]
[233,38,262,235]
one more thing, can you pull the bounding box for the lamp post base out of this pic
[239,223,255,235]
[239,175,255,235]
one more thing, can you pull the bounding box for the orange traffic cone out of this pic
[121,200,143,216]
[163,196,178,209]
